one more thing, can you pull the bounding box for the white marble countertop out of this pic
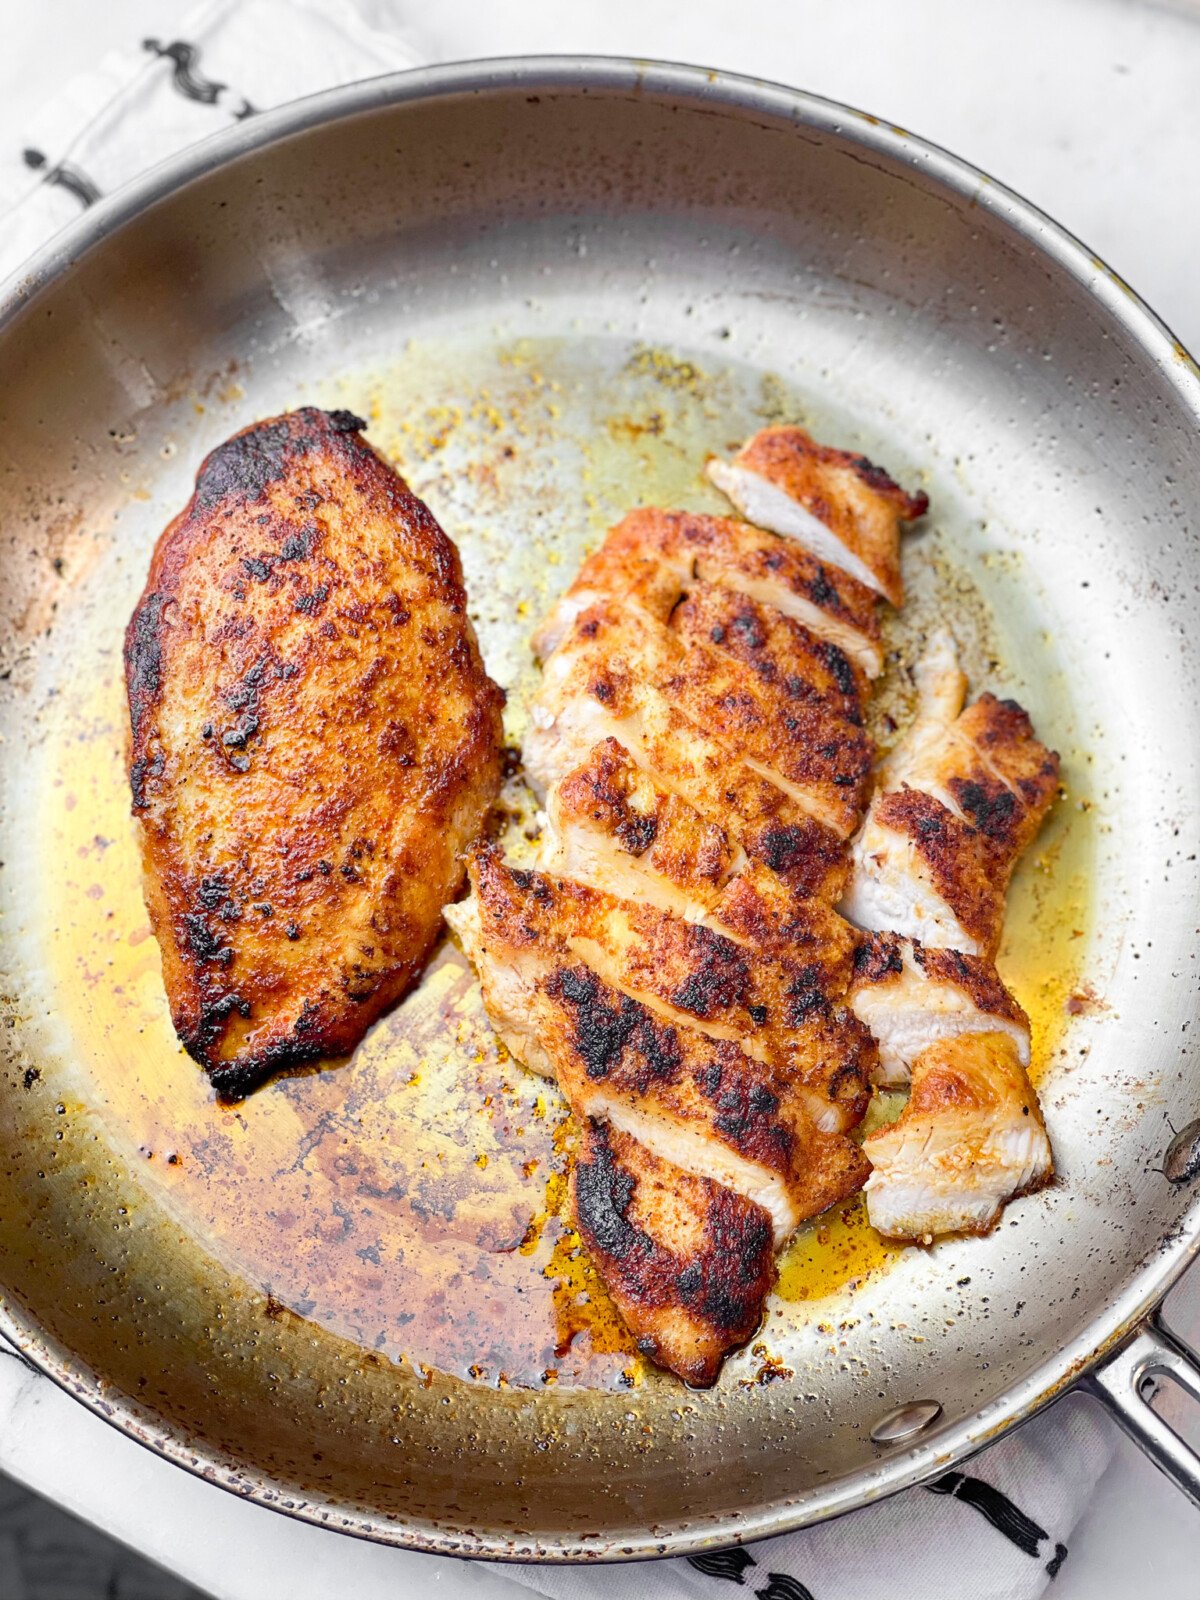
[2,0,1200,1596]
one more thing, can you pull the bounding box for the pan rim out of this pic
[2,52,1199,1562]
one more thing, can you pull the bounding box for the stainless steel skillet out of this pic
[1,56,1200,1562]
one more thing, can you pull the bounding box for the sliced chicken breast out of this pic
[849,933,1031,1086]
[536,507,885,678]
[542,737,850,922]
[530,594,871,838]
[510,959,868,1243]
[572,1120,776,1387]
[527,621,853,893]
[462,848,873,1131]
[451,853,869,1234]
[672,581,869,721]
[706,425,929,606]
[843,789,1002,956]
[862,1031,1052,1240]
[842,634,1059,957]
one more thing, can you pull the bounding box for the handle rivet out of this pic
[870,1400,943,1444]
[1164,1119,1200,1185]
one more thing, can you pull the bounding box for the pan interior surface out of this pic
[0,63,1198,1558]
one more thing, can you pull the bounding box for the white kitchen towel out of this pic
[0,5,1118,1597]
[0,0,424,287]
[504,1395,1113,1600]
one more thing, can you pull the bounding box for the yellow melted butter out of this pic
[33,334,1096,1381]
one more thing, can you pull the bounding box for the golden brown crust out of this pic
[851,932,1030,1033]
[551,737,850,918]
[468,848,874,1122]
[125,408,505,1096]
[550,963,868,1201]
[952,693,1061,830]
[544,594,871,839]
[862,1031,1053,1241]
[571,1119,775,1386]
[870,682,1060,962]
[571,507,883,661]
[730,426,928,606]
[672,581,870,719]
[873,788,1004,956]
[653,629,873,840]
[902,1032,1043,1124]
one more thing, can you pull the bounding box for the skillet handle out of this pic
[1083,1316,1200,1507]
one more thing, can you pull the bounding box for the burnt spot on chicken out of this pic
[550,965,685,1086]
[852,932,905,980]
[571,1120,776,1386]
[192,408,366,514]
[124,591,168,747]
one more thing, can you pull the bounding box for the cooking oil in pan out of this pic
[30,332,1096,1390]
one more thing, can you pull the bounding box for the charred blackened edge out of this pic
[194,1018,329,1103]
[573,1120,775,1387]
[124,592,168,758]
[192,406,367,513]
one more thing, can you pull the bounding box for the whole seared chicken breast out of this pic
[125,407,504,1096]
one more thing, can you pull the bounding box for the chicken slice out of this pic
[671,581,869,721]
[461,848,873,1132]
[528,672,848,895]
[706,425,928,605]
[882,629,1060,841]
[862,1032,1052,1240]
[530,594,872,838]
[547,966,869,1242]
[492,952,867,1242]
[536,507,884,678]
[849,933,1031,1086]
[572,1120,775,1387]
[844,790,1004,957]
[842,634,1059,957]
[542,737,850,922]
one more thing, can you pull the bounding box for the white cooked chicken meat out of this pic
[862,1031,1053,1240]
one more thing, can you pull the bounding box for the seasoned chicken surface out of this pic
[452,427,934,1382]
[457,850,873,1133]
[533,591,873,837]
[837,630,1056,1238]
[861,1032,1052,1240]
[842,633,1059,957]
[707,425,929,605]
[455,413,1059,1374]
[536,507,886,677]
[572,1120,775,1388]
[126,408,504,1097]
[850,934,1031,1087]
[541,738,851,925]
[448,868,868,1244]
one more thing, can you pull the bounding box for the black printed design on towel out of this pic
[22,148,100,208]
[689,1550,757,1583]
[686,1551,816,1599]
[754,1576,815,1600]
[143,39,225,104]
[927,1472,1069,1576]
[0,1339,38,1373]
